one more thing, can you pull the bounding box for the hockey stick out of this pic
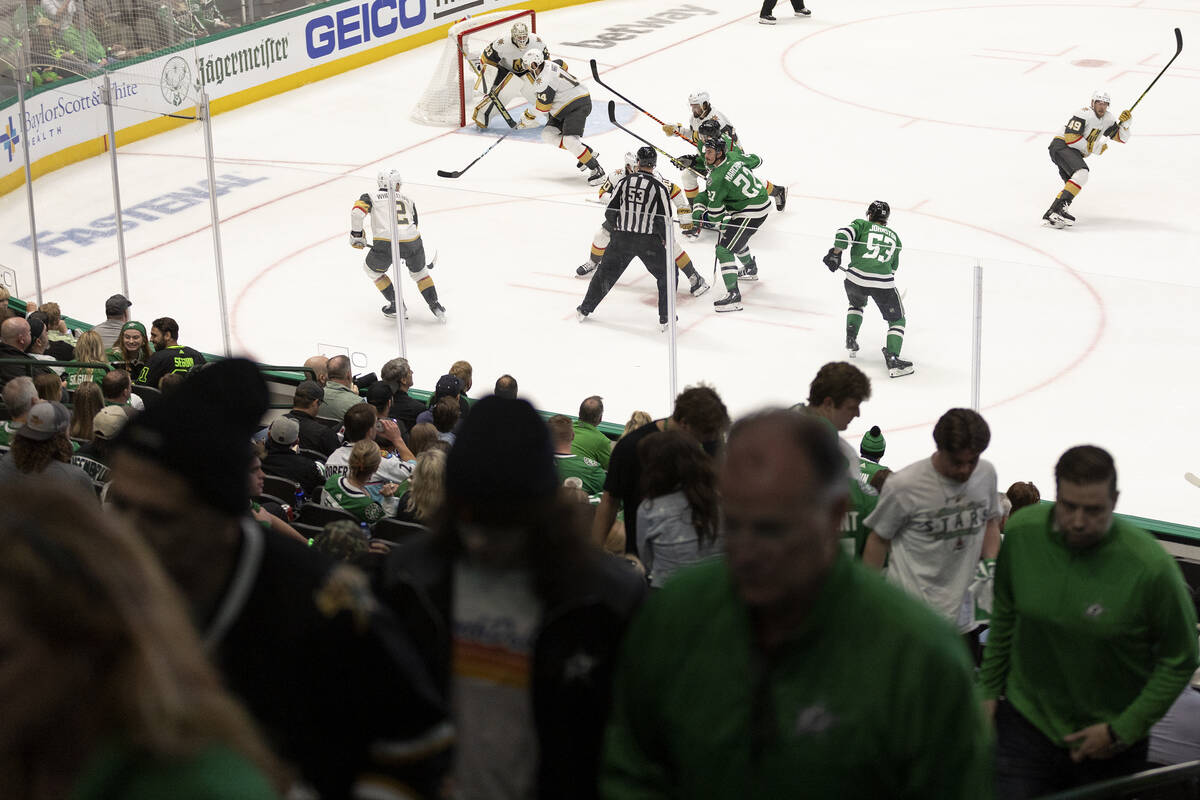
[1129,28,1183,112]
[457,40,517,129]
[437,132,512,179]
[1186,472,1200,488]
[606,101,693,170]
[590,60,694,145]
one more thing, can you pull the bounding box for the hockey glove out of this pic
[517,110,538,130]
[1119,109,1132,124]
[1103,123,1120,138]
[662,123,679,137]
[823,248,842,272]
[350,231,367,249]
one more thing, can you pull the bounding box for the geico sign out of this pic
[306,0,426,59]
[560,4,716,50]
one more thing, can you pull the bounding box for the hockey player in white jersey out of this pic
[519,49,605,185]
[576,152,710,297]
[1043,89,1132,228]
[350,169,446,321]
[473,21,549,129]
[661,91,787,219]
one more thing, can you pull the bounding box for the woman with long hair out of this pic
[0,483,285,799]
[320,439,399,523]
[68,381,103,441]
[65,330,107,392]
[33,372,62,403]
[620,410,652,440]
[396,448,446,524]
[636,429,721,588]
[106,321,152,379]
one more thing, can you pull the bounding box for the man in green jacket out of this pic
[572,395,612,469]
[602,409,992,798]
[979,445,1199,799]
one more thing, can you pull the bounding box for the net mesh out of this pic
[410,8,534,128]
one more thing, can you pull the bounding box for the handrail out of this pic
[1040,760,1200,799]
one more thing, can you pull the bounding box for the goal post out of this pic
[411,8,536,128]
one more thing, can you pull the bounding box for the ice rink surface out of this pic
[2,0,1199,523]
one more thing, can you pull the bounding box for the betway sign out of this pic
[560,4,717,49]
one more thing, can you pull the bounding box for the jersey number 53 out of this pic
[864,231,897,263]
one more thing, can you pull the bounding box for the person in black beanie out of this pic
[382,395,645,800]
[760,0,809,24]
[107,358,451,799]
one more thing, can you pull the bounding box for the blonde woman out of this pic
[620,410,652,440]
[0,483,284,799]
[396,448,446,524]
[68,381,103,441]
[65,330,106,392]
[320,439,399,523]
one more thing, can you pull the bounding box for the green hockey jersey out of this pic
[695,154,771,227]
[834,218,902,289]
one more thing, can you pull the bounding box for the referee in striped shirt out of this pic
[577,147,675,328]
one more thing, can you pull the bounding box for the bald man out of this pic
[0,317,52,390]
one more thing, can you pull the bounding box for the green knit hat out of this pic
[120,320,147,339]
[860,425,886,457]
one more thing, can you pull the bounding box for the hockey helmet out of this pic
[688,90,710,107]
[702,136,726,157]
[623,152,638,171]
[867,200,890,225]
[698,118,721,140]
[636,146,657,168]
[510,21,529,49]
[524,47,545,72]
[1091,88,1111,105]
[377,168,402,191]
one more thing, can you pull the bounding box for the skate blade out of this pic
[847,349,858,359]
[888,366,915,378]
[737,274,759,282]
[714,303,743,313]
[690,284,712,298]
[1043,214,1068,230]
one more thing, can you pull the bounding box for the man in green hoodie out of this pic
[979,445,1199,798]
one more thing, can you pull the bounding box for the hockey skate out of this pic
[689,274,711,297]
[586,163,606,186]
[1042,197,1072,229]
[846,333,859,358]
[795,6,812,16]
[1057,201,1076,226]
[883,348,914,378]
[576,305,589,322]
[713,288,743,313]
[772,185,788,212]
[737,259,759,282]
[682,225,702,240]
[429,302,447,323]
[382,301,409,320]
[758,13,776,24]
[577,259,598,277]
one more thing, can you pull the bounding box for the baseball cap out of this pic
[366,381,394,406]
[18,401,69,441]
[293,380,324,405]
[105,294,132,316]
[268,416,300,445]
[26,314,45,342]
[93,404,129,440]
[434,374,462,401]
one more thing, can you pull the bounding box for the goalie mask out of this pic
[867,200,890,225]
[511,21,529,49]
[377,169,402,192]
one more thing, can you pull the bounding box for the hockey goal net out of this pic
[411,9,536,128]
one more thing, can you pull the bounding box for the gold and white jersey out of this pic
[1057,105,1132,157]
[532,61,589,118]
[351,189,419,243]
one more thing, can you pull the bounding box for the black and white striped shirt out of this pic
[604,170,672,239]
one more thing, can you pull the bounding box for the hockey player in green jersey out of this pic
[823,201,913,377]
[698,135,773,313]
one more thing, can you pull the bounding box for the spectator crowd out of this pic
[1,287,1198,800]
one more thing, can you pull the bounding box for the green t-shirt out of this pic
[571,420,613,470]
[834,218,903,285]
[554,452,607,496]
[842,478,880,559]
[603,556,992,798]
[71,740,278,800]
[64,366,106,392]
[979,503,1199,745]
[0,420,18,447]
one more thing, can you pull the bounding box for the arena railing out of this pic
[1040,760,1200,799]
